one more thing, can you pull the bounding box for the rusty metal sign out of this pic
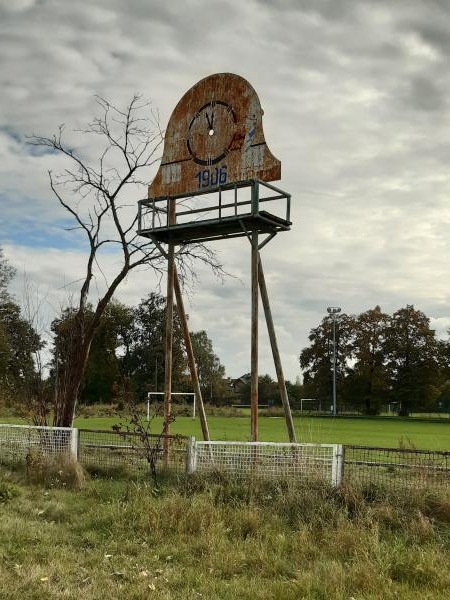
[148,73,281,199]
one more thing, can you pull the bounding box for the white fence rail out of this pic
[0,424,78,467]
[190,440,343,486]
[0,425,342,486]
[4,424,447,491]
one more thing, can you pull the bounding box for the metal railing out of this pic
[0,424,77,467]
[77,428,188,475]
[343,445,450,490]
[191,441,343,486]
[137,179,291,245]
[1,424,448,491]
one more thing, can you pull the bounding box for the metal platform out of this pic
[138,179,291,246]
[139,211,290,245]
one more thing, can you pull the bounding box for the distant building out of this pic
[231,373,251,399]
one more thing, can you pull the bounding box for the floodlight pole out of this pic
[327,306,341,417]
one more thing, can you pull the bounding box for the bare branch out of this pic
[30,94,224,427]
[49,172,93,238]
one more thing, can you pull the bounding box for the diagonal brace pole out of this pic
[258,253,296,443]
[173,266,210,441]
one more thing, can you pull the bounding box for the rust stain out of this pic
[149,73,281,199]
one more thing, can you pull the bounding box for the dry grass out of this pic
[0,468,449,599]
[25,448,86,489]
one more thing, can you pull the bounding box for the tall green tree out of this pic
[438,332,450,383]
[122,293,187,402]
[383,305,440,416]
[0,246,15,304]
[437,380,450,414]
[122,293,166,401]
[344,306,390,415]
[0,247,44,413]
[0,245,12,386]
[0,302,42,390]
[52,301,134,405]
[190,330,226,402]
[285,378,304,409]
[81,302,133,404]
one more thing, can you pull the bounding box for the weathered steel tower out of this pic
[138,73,295,458]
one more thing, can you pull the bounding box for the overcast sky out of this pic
[1,0,450,381]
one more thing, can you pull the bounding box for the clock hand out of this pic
[206,112,213,131]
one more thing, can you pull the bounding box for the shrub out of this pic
[25,448,86,489]
[0,479,21,503]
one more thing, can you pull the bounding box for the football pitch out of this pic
[2,414,448,450]
[68,414,450,451]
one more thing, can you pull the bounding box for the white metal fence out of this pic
[0,424,77,467]
[0,424,342,486]
[189,440,343,486]
[2,424,448,491]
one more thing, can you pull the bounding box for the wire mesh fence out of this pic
[0,424,76,468]
[77,429,189,476]
[192,441,343,486]
[343,445,450,491]
[1,423,449,491]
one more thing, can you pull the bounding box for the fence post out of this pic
[70,428,79,460]
[331,444,344,487]
[185,436,197,474]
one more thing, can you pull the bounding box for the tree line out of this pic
[52,293,231,407]
[0,247,44,421]
[300,305,450,416]
[0,246,231,418]
[1,247,302,416]
[6,243,450,420]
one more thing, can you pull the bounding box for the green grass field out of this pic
[79,415,450,450]
[1,469,449,600]
[1,411,449,599]
[2,413,448,450]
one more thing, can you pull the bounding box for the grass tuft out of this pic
[25,449,87,489]
[1,469,449,599]
[0,478,21,503]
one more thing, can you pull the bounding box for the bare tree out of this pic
[29,96,221,427]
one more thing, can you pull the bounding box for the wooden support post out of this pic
[251,227,259,441]
[163,198,176,466]
[258,254,297,443]
[173,266,210,441]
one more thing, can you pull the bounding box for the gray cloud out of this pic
[1,0,450,380]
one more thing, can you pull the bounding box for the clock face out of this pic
[186,100,237,166]
[148,73,281,198]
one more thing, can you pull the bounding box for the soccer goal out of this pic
[299,398,319,414]
[147,391,196,420]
